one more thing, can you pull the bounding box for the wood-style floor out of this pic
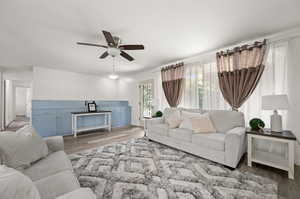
[64,126,300,199]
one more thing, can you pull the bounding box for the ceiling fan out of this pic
[77,30,144,61]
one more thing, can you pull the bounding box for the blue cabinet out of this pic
[32,100,131,137]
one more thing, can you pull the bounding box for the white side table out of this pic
[247,129,296,179]
[144,117,163,137]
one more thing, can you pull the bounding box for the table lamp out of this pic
[262,94,289,132]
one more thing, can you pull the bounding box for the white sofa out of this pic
[0,134,96,199]
[146,108,246,168]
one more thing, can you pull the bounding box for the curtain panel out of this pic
[161,63,184,107]
[216,40,267,110]
[180,62,228,110]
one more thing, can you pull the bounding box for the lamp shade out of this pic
[262,94,289,110]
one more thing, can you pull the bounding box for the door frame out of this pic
[138,79,154,124]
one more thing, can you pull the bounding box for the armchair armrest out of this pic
[44,136,64,153]
[224,127,246,168]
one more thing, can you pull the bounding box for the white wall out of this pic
[5,80,16,125]
[0,69,4,130]
[126,69,169,126]
[287,37,300,165]
[129,35,300,166]
[15,87,28,116]
[26,88,32,118]
[4,68,33,82]
[32,66,136,106]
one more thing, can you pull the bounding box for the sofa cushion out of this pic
[150,124,169,136]
[0,166,41,199]
[179,108,203,114]
[35,170,80,199]
[192,133,226,151]
[166,118,182,128]
[0,126,48,169]
[56,188,96,199]
[169,128,193,142]
[24,151,73,181]
[181,110,203,119]
[190,116,216,133]
[208,110,244,132]
[179,112,210,130]
[163,108,181,122]
[163,108,182,128]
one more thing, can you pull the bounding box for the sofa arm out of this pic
[224,127,246,168]
[44,136,64,153]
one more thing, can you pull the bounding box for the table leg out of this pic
[108,113,111,132]
[288,141,294,179]
[74,115,77,138]
[247,135,252,167]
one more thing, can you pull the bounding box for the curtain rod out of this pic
[151,28,300,73]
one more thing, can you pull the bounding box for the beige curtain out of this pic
[161,63,184,107]
[216,40,267,111]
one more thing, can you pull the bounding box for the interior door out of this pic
[139,79,154,124]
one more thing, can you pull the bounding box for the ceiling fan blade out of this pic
[77,42,107,48]
[119,45,144,50]
[120,51,134,61]
[99,51,109,59]
[102,30,115,46]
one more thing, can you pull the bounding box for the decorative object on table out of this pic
[155,110,163,117]
[70,138,278,198]
[87,101,97,112]
[262,94,289,132]
[249,118,265,131]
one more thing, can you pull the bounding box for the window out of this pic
[180,62,228,110]
[139,79,154,119]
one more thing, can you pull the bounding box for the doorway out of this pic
[4,80,32,131]
[138,79,154,124]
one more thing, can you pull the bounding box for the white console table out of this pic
[71,111,112,137]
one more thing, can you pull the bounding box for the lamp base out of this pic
[271,110,282,132]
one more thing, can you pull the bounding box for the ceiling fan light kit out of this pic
[77,30,145,62]
[109,73,119,80]
[107,47,121,57]
[77,30,145,80]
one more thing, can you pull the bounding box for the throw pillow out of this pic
[166,118,182,128]
[179,117,193,129]
[190,115,217,133]
[0,166,41,199]
[163,108,182,128]
[180,112,209,129]
[181,110,202,119]
[0,126,48,169]
[163,108,181,122]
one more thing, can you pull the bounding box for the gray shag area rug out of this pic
[69,138,277,199]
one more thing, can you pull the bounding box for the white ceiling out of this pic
[1,0,300,75]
